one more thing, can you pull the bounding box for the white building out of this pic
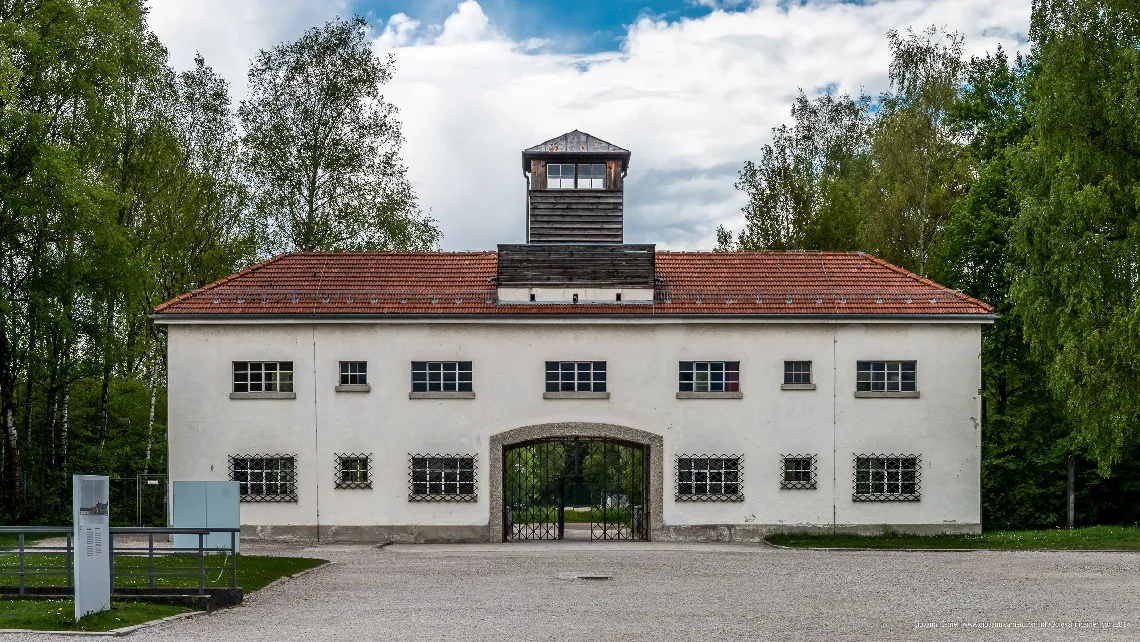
[155,132,993,543]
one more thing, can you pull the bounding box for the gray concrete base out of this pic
[242,522,979,543]
[242,524,490,543]
[656,522,983,542]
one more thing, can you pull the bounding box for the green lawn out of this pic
[511,506,637,525]
[0,554,327,591]
[766,525,1140,550]
[0,598,192,632]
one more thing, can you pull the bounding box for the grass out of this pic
[766,525,1140,550]
[0,598,192,632]
[0,553,327,591]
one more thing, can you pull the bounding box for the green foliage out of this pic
[766,525,1140,550]
[239,15,441,253]
[1010,0,1140,472]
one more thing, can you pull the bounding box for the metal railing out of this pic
[0,526,239,596]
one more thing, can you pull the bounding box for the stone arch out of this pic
[488,422,665,542]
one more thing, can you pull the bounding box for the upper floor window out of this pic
[546,361,606,392]
[547,163,575,189]
[412,361,473,393]
[578,163,605,188]
[340,361,367,385]
[784,361,812,385]
[233,361,293,393]
[679,361,739,393]
[856,361,916,392]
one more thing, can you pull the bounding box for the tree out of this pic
[729,91,871,251]
[239,16,440,254]
[860,27,971,275]
[1011,0,1140,472]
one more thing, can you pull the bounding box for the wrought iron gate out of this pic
[503,437,648,541]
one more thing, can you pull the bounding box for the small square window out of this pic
[578,163,606,189]
[780,455,817,489]
[784,361,812,385]
[335,454,371,489]
[546,163,575,189]
[339,361,367,385]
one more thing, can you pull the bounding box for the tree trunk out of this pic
[3,400,25,522]
[98,304,114,449]
[144,357,157,475]
[60,379,69,466]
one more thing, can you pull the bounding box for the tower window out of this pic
[578,163,606,189]
[547,164,575,189]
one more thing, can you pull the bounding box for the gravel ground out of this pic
[3,541,1137,641]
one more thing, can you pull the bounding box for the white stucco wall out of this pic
[164,318,983,533]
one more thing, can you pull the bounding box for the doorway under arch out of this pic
[488,422,664,542]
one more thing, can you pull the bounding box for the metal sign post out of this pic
[73,475,111,620]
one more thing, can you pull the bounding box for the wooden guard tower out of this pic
[521,130,631,244]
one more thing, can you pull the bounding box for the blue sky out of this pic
[356,0,735,52]
[149,0,1031,251]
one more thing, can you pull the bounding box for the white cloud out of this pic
[378,0,1030,250]
[149,0,1032,251]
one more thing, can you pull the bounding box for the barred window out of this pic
[412,361,473,393]
[856,361,916,392]
[340,361,367,385]
[335,454,371,489]
[784,361,812,385]
[678,361,739,392]
[409,455,477,501]
[780,455,817,489]
[545,361,606,393]
[233,362,293,393]
[853,455,920,501]
[229,455,297,502]
[676,455,743,501]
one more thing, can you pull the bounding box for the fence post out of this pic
[148,534,155,589]
[18,533,25,596]
[1067,454,1076,529]
[66,533,73,588]
[108,531,115,591]
[198,533,205,596]
[230,531,237,588]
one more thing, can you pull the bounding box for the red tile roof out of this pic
[152,251,992,318]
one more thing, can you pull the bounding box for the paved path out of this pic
[4,542,1138,641]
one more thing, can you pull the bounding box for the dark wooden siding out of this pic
[497,244,655,288]
[530,160,546,190]
[527,190,623,243]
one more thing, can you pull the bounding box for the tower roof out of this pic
[522,130,631,171]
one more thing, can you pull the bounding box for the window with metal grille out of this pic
[675,455,743,501]
[545,361,606,392]
[678,361,740,392]
[578,163,606,189]
[408,455,477,501]
[546,163,575,189]
[780,455,817,489]
[411,361,473,393]
[229,455,297,501]
[853,455,920,501]
[339,361,367,385]
[232,362,293,393]
[784,361,812,385]
[856,361,916,392]
[335,454,371,489]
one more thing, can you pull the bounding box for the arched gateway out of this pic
[488,423,664,542]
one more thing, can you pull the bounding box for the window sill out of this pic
[229,392,296,400]
[408,391,476,399]
[854,391,920,399]
[781,383,816,391]
[543,391,610,400]
[675,391,743,399]
[335,384,371,393]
